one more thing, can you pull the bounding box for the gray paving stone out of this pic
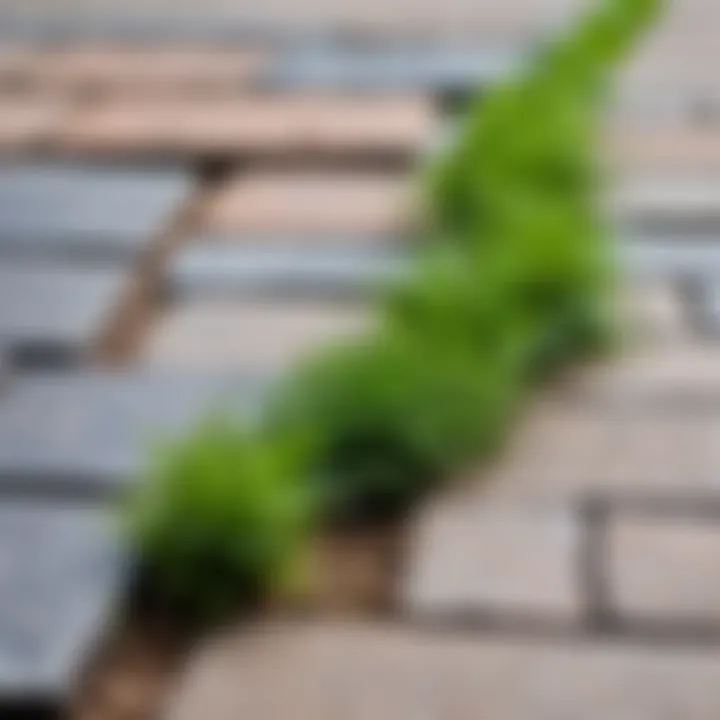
[0,262,130,368]
[169,622,720,720]
[0,501,123,714]
[0,372,261,498]
[608,514,720,625]
[615,175,720,234]
[0,164,193,264]
[168,241,408,300]
[264,43,522,94]
[621,238,720,280]
[404,500,582,623]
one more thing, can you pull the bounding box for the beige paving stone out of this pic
[30,47,268,95]
[404,500,581,622]
[141,298,370,373]
[201,171,413,237]
[608,125,720,173]
[465,395,720,501]
[608,516,720,623]
[0,96,70,151]
[169,622,720,720]
[58,95,437,156]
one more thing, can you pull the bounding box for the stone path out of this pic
[0,2,719,717]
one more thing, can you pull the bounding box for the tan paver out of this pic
[58,95,438,156]
[608,125,720,172]
[608,515,720,623]
[405,500,582,622]
[169,622,720,720]
[30,47,268,95]
[141,299,370,372]
[0,96,70,151]
[201,171,412,237]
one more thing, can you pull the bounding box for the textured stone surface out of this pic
[0,262,128,367]
[26,47,267,94]
[404,500,581,622]
[58,96,438,156]
[168,242,406,300]
[201,171,412,236]
[0,501,122,710]
[170,622,720,720]
[609,126,720,172]
[266,43,520,92]
[0,164,193,262]
[142,299,369,372]
[615,175,720,230]
[608,515,720,624]
[0,97,69,151]
[621,238,720,279]
[0,372,259,497]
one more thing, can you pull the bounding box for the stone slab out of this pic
[265,43,521,93]
[0,164,193,263]
[167,242,407,300]
[58,96,438,157]
[0,501,123,713]
[25,47,268,95]
[0,372,261,498]
[0,262,129,368]
[169,622,720,720]
[142,299,370,373]
[609,126,720,173]
[615,175,720,231]
[620,238,720,280]
[404,500,581,623]
[0,96,69,152]
[472,396,720,501]
[608,514,720,625]
[201,171,413,236]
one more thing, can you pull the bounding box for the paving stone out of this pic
[29,47,268,95]
[620,238,720,279]
[58,95,438,157]
[0,164,193,263]
[0,262,129,368]
[168,242,407,300]
[0,96,69,152]
[0,372,260,498]
[615,174,720,232]
[169,622,720,720]
[617,280,690,345]
[202,171,413,236]
[607,515,720,625]
[0,501,123,714]
[609,125,720,172]
[142,298,370,373]
[265,43,520,93]
[473,396,720,501]
[404,500,581,623]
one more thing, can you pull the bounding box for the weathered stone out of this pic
[167,242,407,300]
[0,164,193,263]
[404,500,582,622]
[0,501,123,714]
[27,47,267,94]
[0,372,260,497]
[0,262,129,368]
[142,298,370,373]
[265,43,520,93]
[608,515,720,624]
[169,622,720,720]
[0,97,69,152]
[58,96,438,157]
[201,171,413,236]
